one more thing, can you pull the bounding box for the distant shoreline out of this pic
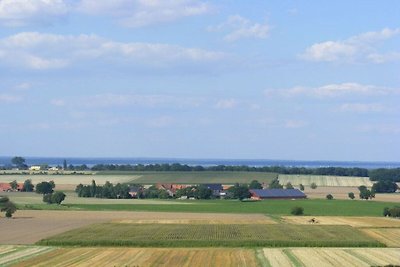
[1,156,399,169]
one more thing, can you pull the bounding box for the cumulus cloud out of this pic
[208,15,270,42]
[77,0,212,27]
[265,83,397,98]
[301,28,400,63]
[0,32,225,70]
[0,0,69,27]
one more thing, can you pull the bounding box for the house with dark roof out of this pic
[249,189,306,200]
[203,184,224,197]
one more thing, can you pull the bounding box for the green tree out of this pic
[11,156,26,169]
[372,180,398,193]
[36,181,55,194]
[90,180,97,197]
[9,180,18,190]
[326,194,334,200]
[310,183,318,189]
[249,180,262,189]
[299,184,305,191]
[22,179,34,192]
[0,196,17,218]
[285,182,294,189]
[268,178,283,189]
[348,192,355,199]
[43,194,53,204]
[228,183,251,200]
[291,206,304,215]
[52,191,66,204]
[194,185,213,199]
[358,186,374,200]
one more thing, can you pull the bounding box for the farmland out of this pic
[282,216,400,228]
[38,223,382,247]
[261,248,400,267]
[278,174,373,187]
[361,228,400,247]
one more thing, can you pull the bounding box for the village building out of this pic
[249,189,306,200]
[0,182,24,192]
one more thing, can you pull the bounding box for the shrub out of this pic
[299,184,305,191]
[348,192,355,199]
[389,207,400,218]
[383,207,390,217]
[286,182,294,189]
[310,183,317,189]
[326,194,334,200]
[291,206,304,215]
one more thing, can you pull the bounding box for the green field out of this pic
[17,199,398,216]
[122,171,278,184]
[38,223,382,248]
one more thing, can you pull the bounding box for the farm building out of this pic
[128,186,143,198]
[156,183,191,197]
[204,184,224,197]
[29,166,41,171]
[0,182,23,192]
[250,189,306,200]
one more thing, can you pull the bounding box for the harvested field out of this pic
[283,216,400,228]
[38,223,382,247]
[278,174,373,187]
[361,228,400,247]
[261,248,400,267]
[11,247,258,267]
[0,245,53,267]
[0,210,270,245]
[114,218,275,224]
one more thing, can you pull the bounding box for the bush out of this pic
[388,207,400,218]
[326,194,334,200]
[291,206,304,215]
[383,207,390,217]
[348,192,355,199]
[299,184,305,191]
[310,183,317,189]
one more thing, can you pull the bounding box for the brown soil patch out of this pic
[282,216,400,228]
[0,210,270,245]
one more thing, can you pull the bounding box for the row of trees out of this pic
[75,180,131,199]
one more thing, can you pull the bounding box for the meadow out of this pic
[38,223,382,248]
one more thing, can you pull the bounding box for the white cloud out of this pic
[338,103,386,113]
[357,124,400,134]
[14,82,31,91]
[209,15,270,42]
[301,28,400,63]
[265,83,397,98]
[77,0,212,27]
[215,98,237,109]
[0,0,69,27]
[50,99,66,106]
[0,94,22,103]
[0,32,225,70]
[284,120,307,129]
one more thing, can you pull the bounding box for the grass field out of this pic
[261,248,400,267]
[22,199,396,217]
[278,174,373,187]
[125,171,278,184]
[38,223,382,247]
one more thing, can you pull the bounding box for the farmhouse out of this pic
[0,182,23,192]
[128,186,142,198]
[156,183,191,197]
[250,189,306,200]
[29,166,41,171]
[204,184,224,197]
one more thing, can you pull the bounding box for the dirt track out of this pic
[0,210,271,245]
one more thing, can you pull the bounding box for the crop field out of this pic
[282,216,400,228]
[38,223,382,247]
[0,210,270,245]
[124,171,278,184]
[9,247,258,267]
[261,248,400,267]
[0,245,53,266]
[361,228,400,247]
[278,174,373,187]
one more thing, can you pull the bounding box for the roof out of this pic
[250,189,306,198]
[204,184,223,190]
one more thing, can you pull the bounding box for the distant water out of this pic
[0,157,399,169]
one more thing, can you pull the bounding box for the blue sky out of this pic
[0,0,399,161]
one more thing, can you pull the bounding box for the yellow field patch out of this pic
[278,174,372,187]
[282,216,400,227]
[13,247,258,267]
[0,246,53,266]
[261,248,400,267]
[361,228,400,247]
